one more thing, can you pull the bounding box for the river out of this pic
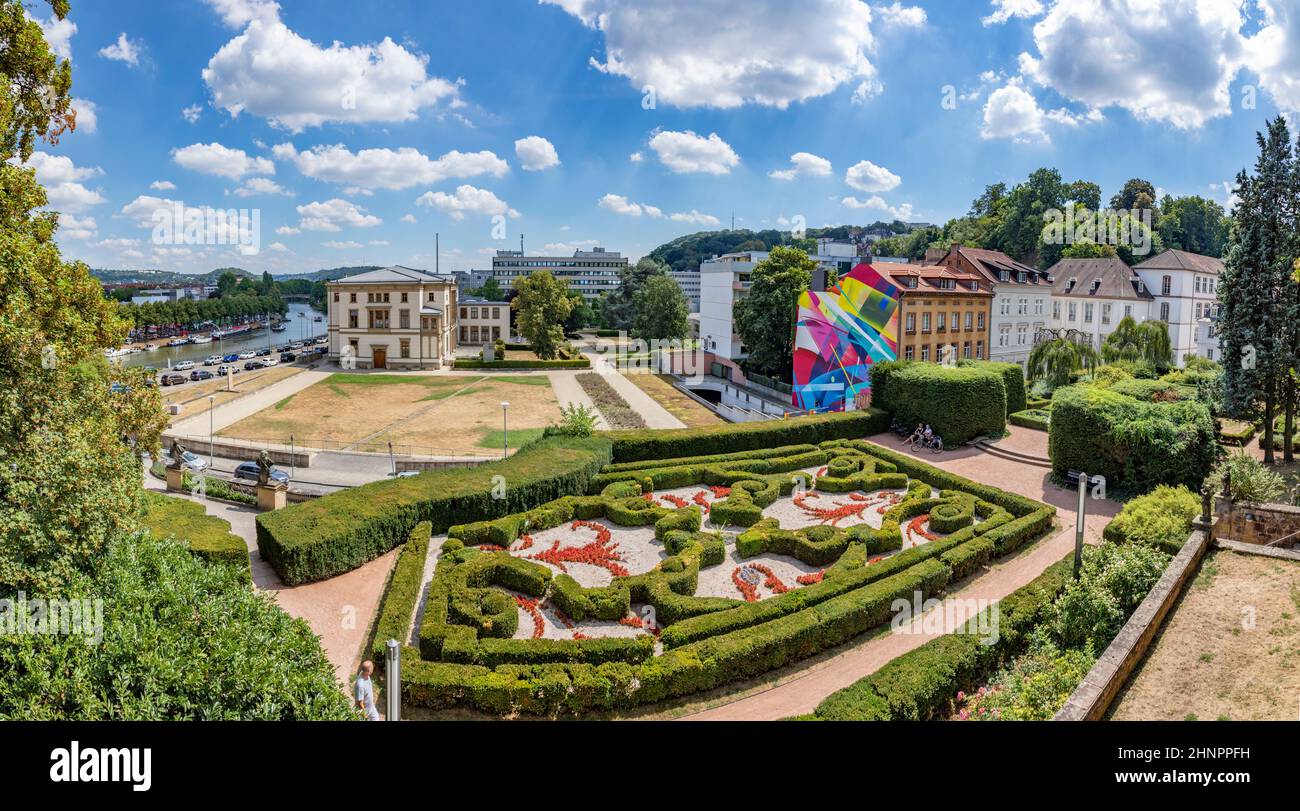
[115,301,327,369]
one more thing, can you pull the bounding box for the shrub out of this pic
[1102,485,1200,554]
[960,359,1026,415]
[256,436,612,585]
[1042,541,1169,650]
[1210,450,1285,504]
[603,410,888,463]
[1008,409,1050,431]
[1047,384,1216,495]
[1216,419,1255,446]
[368,522,432,662]
[453,358,590,369]
[140,491,249,574]
[870,362,1006,445]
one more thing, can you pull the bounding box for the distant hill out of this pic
[91,265,380,286]
[646,224,914,273]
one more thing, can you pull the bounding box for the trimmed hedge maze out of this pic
[383,437,1055,716]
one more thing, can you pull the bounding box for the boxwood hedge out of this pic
[602,409,889,463]
[1047,384,1216,495]
[870,362,1006,444]
[256,436,612,585]
[368,522,432,663]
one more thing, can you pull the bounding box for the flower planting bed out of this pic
[385,437,1055,716]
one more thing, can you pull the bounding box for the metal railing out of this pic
[168,432,500,460]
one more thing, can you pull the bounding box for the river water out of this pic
[116,301,327,369]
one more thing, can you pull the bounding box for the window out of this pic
[349,293,356,303]
[460,307,467,319]
[428,292,436,302]
[921,344,930,361]
[1018,297,1028,315]
[470,326,480,343]
[1159,302,1170,321]
[963,341,971,359]
[1017,325,1027,346]
[348,309,359,329]
[459,326,468,342]
[1052,301,1061,320]
[400,310,410,329]
[904,345,914,361]
[1101,304,1111,325]
[1084,303,1094,323]
[963,311,972,331]
[492,307,500,319]
[976,340,984,359]
[492,326,501,341]
[401,292,408,303]
[1161,275,1171,296]
[1034,298,1044,316]
[1000,298,1010,316]
[977,311,985,330]
[333,292,339,303]
[921,312,931,333]
[998,326,1009,347]
[1124,305,1132,318]
[471,307,479,319]
[368,310,390,329]
[905,312,916,333]
[936,313,946,332]
[399,339,410,359]
[1068,302,1077,321]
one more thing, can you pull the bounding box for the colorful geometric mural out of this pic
[792,262,900,412]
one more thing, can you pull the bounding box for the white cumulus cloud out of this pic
[416,185,519,221]
[295,198,381,232]
[19,152,105,212]
[648,130,739,175]
[845,159,901,193]
[515,135,560,171]
[770,152,832,181]
[273,143,507,190]
[99,32,142,66]
[172,142,274,179]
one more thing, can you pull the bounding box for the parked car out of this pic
[223,353,240,363]
[255,348,271,357]
[237,351,256,360]
[279,352,297,363]
[189,369,213,381]
[233,461,289,485]
[204,355,222,366]
[243,360,265,371]
[173,360,195,371]
[165,449,209,473]
[161,373,187,386]
[216,365,241,376]
[261,357,278,367]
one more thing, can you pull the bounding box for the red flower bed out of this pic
[514,595,545,639]
[692,490,712,513]
[816,466,828,478]
[731,564,790,602]
[513,533,535,551]
[708,485,731,498]
[528,521,629,576]
[477,544,506,552]
[796,570,825,585]
[794,492,869,526]
[907,514,938,542]
[661,493,689,509]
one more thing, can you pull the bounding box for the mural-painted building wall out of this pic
[792,262,899,412]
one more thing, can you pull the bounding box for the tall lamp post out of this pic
[208,394,216,466]
[501,401,509,459]
[1067,469,1104,580]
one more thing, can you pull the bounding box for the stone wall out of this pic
[1214,498,1300,548]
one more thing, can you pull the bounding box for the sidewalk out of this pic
[583,350,685,429]
[548,371,609,429]
[170,368,332,435]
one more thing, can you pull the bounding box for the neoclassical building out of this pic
[326,266,459,370]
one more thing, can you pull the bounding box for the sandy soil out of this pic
[217,373,560,455]
[1111,550,1300,721]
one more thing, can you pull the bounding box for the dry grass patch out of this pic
[1111,550,1300,721]
[625,373,722,428]
[163,365,306,422]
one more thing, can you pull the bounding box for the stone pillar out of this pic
[165,467,186,493]
[256,484,287,512]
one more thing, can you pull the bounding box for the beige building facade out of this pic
[327,266,458,370]
[457,297,511,347]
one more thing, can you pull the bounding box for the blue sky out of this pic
[25,0,1300,276]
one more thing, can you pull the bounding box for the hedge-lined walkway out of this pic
[675,431,1120,721]
[141,468,396,683]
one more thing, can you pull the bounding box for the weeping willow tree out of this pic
[1028,337,1100,390]
[1101,315,1173,369]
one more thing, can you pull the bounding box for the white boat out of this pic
[167,338,189,347]
[144,343,159,351]
[191,334,213,344]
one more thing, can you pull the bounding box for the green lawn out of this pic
[140,491,249,572]
[476,427,546,450]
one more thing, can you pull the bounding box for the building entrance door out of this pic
[373,346,387,369]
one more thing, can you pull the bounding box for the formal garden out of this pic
[251,410,1058,716]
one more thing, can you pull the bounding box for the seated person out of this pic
[902,422,924,446]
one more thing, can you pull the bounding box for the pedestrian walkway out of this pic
[583,349,685,429]
[673,430,1119,720]
[548,371,609,428]
[170,368,332,435]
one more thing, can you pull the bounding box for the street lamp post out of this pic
[208,394,216,466]
[501,401,509,459]
[1067,469,1103,580]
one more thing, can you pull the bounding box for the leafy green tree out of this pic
[1061,240,1116,259]
[600,256,667,330]
[1155,195,1228,257]
[1,0,166,593]
[1109,178,1160,218]
[513,270,572,359]
[564,294,596,333]
[734,246,815,379]
[1028,337,1099,390]
[1101,315,1172,369]
[471,276,506,301]
[216,270,240,297]
[632,275,689,340]
[994,167,1067,267]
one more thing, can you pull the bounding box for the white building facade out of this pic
[698,250,765,364]
[939,245,1050,370]
[1132,249,1223,364]
[1046,257,1153,348]
[326,266,458,370]
[491,247,627,301]
[669,270,701,313]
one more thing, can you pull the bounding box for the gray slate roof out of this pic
[1046,257,1154,301]
[1132,249,1225,275]
[331,265,456,285]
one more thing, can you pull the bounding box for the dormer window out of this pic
[1016,271,1027,283]
[998,270,1010,282]
[1066,277,1077,292]
[1090,279,1101,293]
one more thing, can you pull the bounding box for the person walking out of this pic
[355,660,380,721]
